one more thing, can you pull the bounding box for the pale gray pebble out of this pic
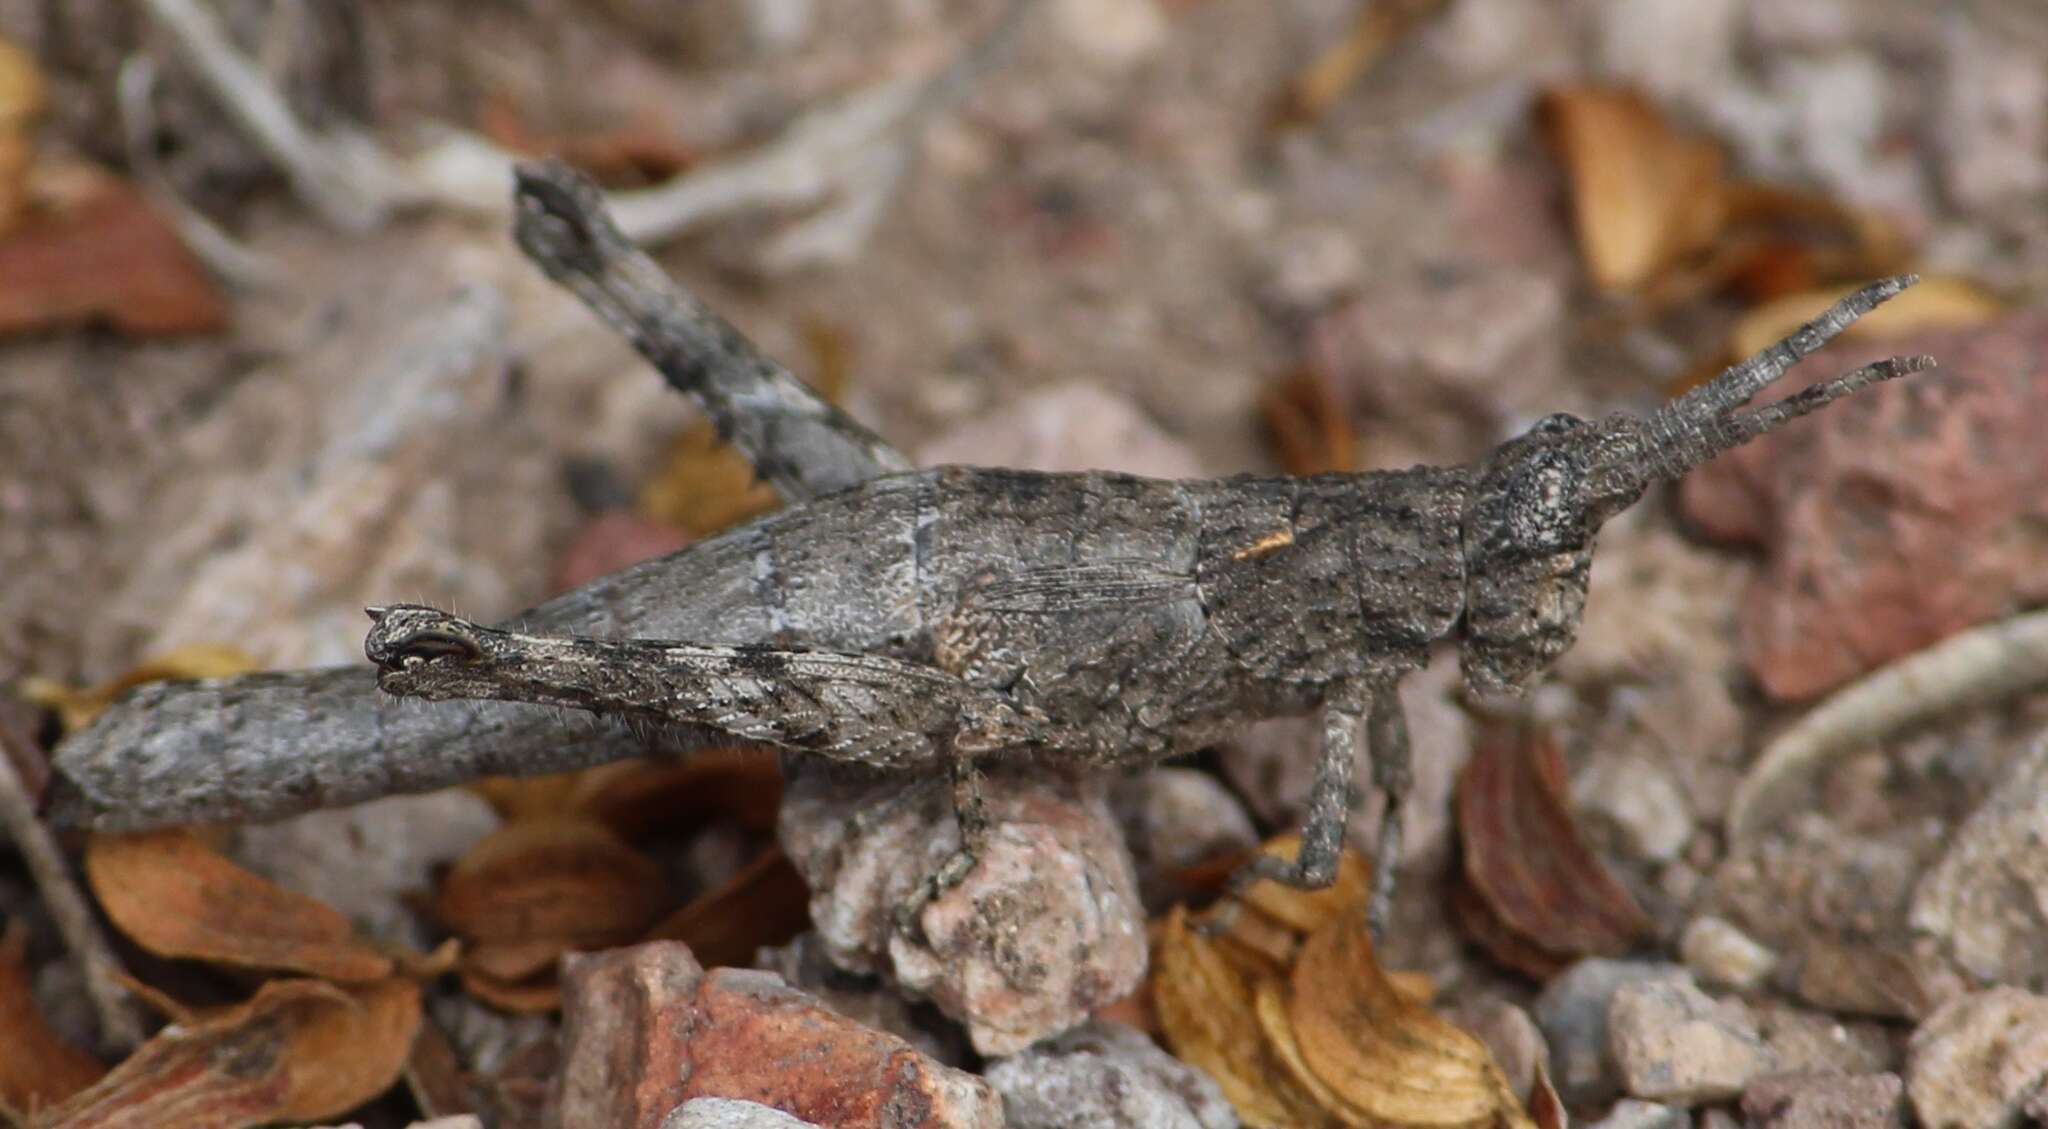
[1906,987,2048,1129]
[1908,735,2048,989]
[1752,1000,1897,1076]
[1584,1098,1688,1129]
[1679,915,1780,992]
[1534,959,1687,1105]
[1608,974,1775,1105]
[1111,766,1257,910]
[986,1020,1237,1129]
[1444,996,1548,1102]
[663,1099,824,1129]
[1572,752,1694,865]
[1741,1072,1906,1129]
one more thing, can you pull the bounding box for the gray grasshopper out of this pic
[54,162,1929,936]
[359,169,1931,933]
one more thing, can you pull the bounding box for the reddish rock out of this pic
[553,942,1002,1129]
[1679,311,2048,701]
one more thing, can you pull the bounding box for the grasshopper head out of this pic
[1457,276,1932,694]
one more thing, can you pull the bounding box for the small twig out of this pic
[116,54,282,288]
[1727,608,2048,842]
[136,0,408,231]
[606,0,1035,259]
[514,161,912,500]
[0,704,145,1053]
[1270,0,1448,128]
[138,0,1034,270]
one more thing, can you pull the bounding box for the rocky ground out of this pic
[3,1,2048,1127]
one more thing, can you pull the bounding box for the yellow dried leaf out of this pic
[25,645,257,732]
[85,829,395,982]
[1287,912,1531,1129]
[0,36,43,236]
[1154,907,1335,1129]
[34,977,419,1129]
[0,925,104,1115]
[636,422,783,537]
[1729,275,2003,357]
[1542,85,1727,293]
[1235,833,1373,936]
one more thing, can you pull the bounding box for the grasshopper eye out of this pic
[393,630,483,663]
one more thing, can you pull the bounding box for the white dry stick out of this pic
[1727,608,2048,843]
[0,715,146,1052]
[136,0,413,231]
[118,55,282,287]
[138,0,1035,269]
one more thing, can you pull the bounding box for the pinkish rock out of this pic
[1679,311,2048,701]
[1741,1073,1905,1129]
[779,764,1146,1056]
[1906,987,2048,1129]
[551,511,691,594]
[916,382,1204,480]
[554,941,1002,1129]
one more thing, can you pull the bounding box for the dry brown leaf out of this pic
[0,178,228,338]
[571,748,783,840]
[1261,367,1357,476]
[1270,0,1448,127]
[1154,906,1336,1129]
[85,829,395,982]
[1541,85,1727,293]
[458,968,563,1015]
[0,924,105,1116]
[1727,275,2003,357]
[34,977,419,1129]
[435,816,669,977]
[1288,912,1531,1129]
[24,645,255,733]
[1454,726,1650,977]
[643,846,809,969]
[0,36,44,235]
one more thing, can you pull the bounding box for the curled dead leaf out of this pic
[85,829,395,982]
[644,846,809,969]
[436,816,669,1005]
[458,967,563,1016]
[571,748,783,840]
[1454,726,1651,977]
[34,977,419,1129]
[1541,85,1726,293]
[0,924,105,1115]
[25,645,255,733]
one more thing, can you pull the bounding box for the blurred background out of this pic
[8,2,2048,1122]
